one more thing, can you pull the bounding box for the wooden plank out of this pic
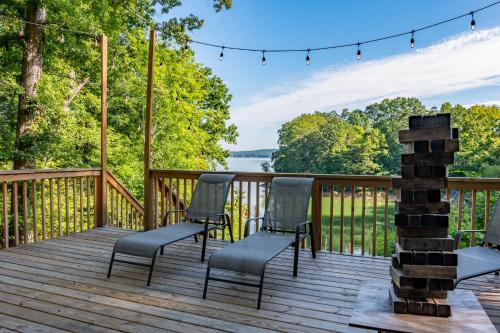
[398,127,452,143]
[86,176,91,229]
[350,186,355,254]
[79,177,84,232]
[0,168,102,182]
[361,186,365,255]
[329,185,334,252]
[471,189,477,246]
[399,236,455,251]
[384,187,388,256]
[65,178,69,235]
[402,265,457,279]
[72,178,77,233]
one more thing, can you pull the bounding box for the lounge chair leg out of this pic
[257,271,265,309]
[226,215,234,243]
[309,224,316,259]
[147,253,157,286]
[201,224,209,262]
[203,267,211,299]
[293,240,299,277]
[160,246,164,255]
[194,234,198,243]
[107,251,115,278]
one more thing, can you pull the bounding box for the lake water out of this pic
[218,157,271,172]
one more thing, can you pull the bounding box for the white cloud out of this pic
[230,28,500,149]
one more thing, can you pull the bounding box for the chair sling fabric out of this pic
[107,173,235,286]
[456,200,500,285]
[203,177,315,309]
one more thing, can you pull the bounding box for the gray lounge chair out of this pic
[203,177,316,309]
[454,200,500,286]
[107,173,235,286]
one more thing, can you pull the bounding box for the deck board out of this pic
[0,227,497,333]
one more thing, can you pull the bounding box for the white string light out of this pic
[306,49,310,65]
[470,11,476,30]
[219,47,224,61]
[356,43,361,60]
[59,29,65,43]
[261,50,266,65]
[410,30,415,48]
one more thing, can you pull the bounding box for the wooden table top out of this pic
[349,283,497,333]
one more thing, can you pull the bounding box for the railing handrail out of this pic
[150,169,500,188]
[0,168,102,182]
[106,171,144,214]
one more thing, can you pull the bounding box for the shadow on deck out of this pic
[0,227,497,333]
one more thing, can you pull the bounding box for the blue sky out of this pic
[161,1,500,150]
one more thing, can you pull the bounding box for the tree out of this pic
[364,97,429,175]
[0,0,236,198]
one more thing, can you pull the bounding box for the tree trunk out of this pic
[14,0,46,170]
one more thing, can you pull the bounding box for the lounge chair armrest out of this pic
[295,221,312,234]
[162,209,186,226]
[454,229,486,249]
[244,217,265,237]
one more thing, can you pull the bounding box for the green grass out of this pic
[318,195,396,256]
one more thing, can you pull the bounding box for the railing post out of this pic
[144,29,156,231]
[97,34,108,227]
[311,181,322,252]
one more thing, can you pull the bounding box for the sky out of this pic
[161,0,500,150]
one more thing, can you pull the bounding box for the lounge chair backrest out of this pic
[483,200,500,246]
[262,177,313,232]
[186,174,235,221]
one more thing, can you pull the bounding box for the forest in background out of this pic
[271,97,500,178]
[0,0,236,198]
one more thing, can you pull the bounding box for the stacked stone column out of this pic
[389,113,459,317]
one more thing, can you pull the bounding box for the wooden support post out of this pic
[97,34,108,227]
[311,181,322,252]
[144,29,156,231]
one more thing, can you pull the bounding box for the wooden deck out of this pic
[0,227,497,333]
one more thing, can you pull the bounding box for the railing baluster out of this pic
[457,189,464,232]
[13,181,19,246]
[160,178,165,226]
[384,187,389,257]
[329,185,334,252]
[350,185,355,254]
[86,176,91,229]
[72,178,77,233]
[484,190,490,229]
[110,188,114,227]
[22,181,28,244]
[93,176,98,227]
[238,181,243,240]
[339,185,344,253]
[32,180,37,242]
[361,186,366,256]
[79,177,84,232]
[471,189,477,246]
[2,182,8,248]
[41,179,46,240]
[65,178,69,235]
[372,187,378,256]
[230,183,234,239]
[168,178,173,225]
[49,179,54,238]
[247,181,251,236]
[57,178,62,236]
[176,178,180,223]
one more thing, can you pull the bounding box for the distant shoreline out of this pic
[230,149,276,158]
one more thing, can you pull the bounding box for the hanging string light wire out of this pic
[188,1,498,54]
[1,0,498,59]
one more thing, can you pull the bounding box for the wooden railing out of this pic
[0,168,145,249]
[149,170,500,256]
[106,171,144,229]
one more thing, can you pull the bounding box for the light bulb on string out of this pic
[219,47,224,61]
[306,49,310,65]
[59,29,65,43]
[94,34,99,47]
[470,11,476,30]
[261,50,266,65]
[410,31,415,48]
[356,43,361,60]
